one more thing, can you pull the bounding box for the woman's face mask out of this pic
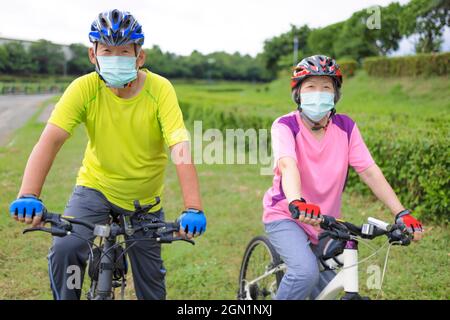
[96,55,138,88]
[299,91,335,122]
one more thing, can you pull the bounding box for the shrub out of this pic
[346,133,449,222]
[338,59,358,78]
[363,52,449,77]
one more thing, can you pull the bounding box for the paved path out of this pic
[37,103,56,124]
[0,94,55,146]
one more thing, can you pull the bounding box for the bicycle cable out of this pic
[66,232,100,271]
[355,237,378,252]
[376,241,398,300]
[337,238,390,271]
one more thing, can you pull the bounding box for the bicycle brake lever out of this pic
[174,237,195,245]
[23,227,46,234]
[23,226,69,237]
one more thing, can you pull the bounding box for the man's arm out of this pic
[170,141,206,239]
[16,123,69,224]
[170,141,202,211]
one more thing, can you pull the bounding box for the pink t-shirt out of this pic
[262,111,375,244]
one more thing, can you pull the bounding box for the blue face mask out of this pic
[300,91,335,122]
[96,55,138,88]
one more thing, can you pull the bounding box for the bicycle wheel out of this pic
[237,235,284,300]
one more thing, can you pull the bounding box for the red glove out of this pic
[395,209,423,235]
[289,198,321,220]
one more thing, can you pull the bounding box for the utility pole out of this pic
[293,36,299,66]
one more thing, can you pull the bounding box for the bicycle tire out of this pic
[237,235,284,300]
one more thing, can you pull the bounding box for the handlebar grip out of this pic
[41,210,56,222]
[156,235,174,243]
[319,215,336,229]
[156,235,195,245]
[388,227,412,246]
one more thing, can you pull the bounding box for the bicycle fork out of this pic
[94,236,116,300]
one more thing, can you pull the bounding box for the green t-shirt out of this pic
[48,69,189,211]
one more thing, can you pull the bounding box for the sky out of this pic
[0,0,448,56]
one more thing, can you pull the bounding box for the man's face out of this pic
[88,42,146,68]
[95,43,136,57]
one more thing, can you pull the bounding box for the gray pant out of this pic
[47,185,166,300]
[265,219,336,300]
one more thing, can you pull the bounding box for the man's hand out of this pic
[177,208,206,239]
[289,198,321,226]
[395,209,423,242]
[9,195,45,227]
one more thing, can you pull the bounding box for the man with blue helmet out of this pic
[9,9,206,300]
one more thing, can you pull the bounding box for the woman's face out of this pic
[300,76,335,94]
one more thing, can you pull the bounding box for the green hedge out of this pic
[338,59,358,78]
[181,101,449,223]
[346,133,449,223]
[363,52,450,77]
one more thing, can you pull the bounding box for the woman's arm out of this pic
[358,163,423,241]
[278,157,301,203]
[278,157,320,227]
[357,163,405,216]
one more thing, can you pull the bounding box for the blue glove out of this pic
[9,195,45,220]
[178,208,206,236]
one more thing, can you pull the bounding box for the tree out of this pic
[67,43,94,75]
[401,0,450,53]
[307,22,345,58]
[28,39,65,74]
[2,41,36,75]
[144,45,179,77]
[261,25,311,76]
[334,10,379,61]
[373,2,404,55]
[0,45,7,72]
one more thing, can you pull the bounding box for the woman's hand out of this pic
[289,199,321,227]
[395,209,423,242]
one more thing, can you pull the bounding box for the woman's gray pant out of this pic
[47,185,166,300]
[265,219,336,300]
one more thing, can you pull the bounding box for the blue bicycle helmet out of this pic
[89,9,144,46]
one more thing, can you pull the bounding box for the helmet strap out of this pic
[298,107,336,131]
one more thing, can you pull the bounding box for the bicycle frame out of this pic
[315,240,359,300]
[241,239,362,300]
[239,215,410,300]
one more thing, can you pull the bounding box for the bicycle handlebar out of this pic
[318,215,411,246]
[23,210,195,245]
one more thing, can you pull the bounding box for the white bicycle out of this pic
[237,215,412,300]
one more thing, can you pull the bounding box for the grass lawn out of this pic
[0,72,448,299]
[174,71,450,138]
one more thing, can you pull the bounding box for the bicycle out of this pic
[23,197,194,300]
[237,215,412,300]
